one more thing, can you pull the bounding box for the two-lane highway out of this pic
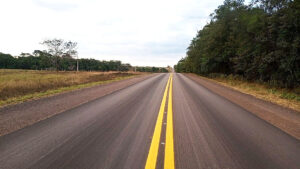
[0,73,299,169]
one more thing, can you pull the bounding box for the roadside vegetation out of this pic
[175,0,299,89]
[0,51,169,73]
[175,0,299,110]
[0,69,142,107]
[0,38,169,106]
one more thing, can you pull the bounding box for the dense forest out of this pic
[174,0,300,88]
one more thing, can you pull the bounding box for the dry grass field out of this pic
[206,74,300,112]
[0,69,140,106]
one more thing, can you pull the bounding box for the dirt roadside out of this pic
[185,73,300,140]
[0,74,155,136]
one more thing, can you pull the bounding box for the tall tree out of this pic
[41,39,78,70]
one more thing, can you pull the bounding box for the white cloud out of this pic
[0,0,224,66]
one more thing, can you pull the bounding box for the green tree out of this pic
[175,0,300,88]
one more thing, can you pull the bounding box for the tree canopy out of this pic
[174,0,300,88]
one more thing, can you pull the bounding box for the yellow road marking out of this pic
[164,74,175,169]
[145,75,171,169]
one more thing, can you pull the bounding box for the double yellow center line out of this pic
[145,74,175,169]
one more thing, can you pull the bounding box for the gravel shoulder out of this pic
[0,74,155,136]
[185,73,300,140]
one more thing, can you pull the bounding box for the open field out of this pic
[203,74,300,112]
[0,69,141,107]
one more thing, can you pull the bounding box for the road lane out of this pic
[173,73,300,169]
[0,73,169,169]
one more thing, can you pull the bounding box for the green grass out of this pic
[0,69,140,107]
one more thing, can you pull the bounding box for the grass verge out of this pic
[0,69,141,107]
[204,74,300,112]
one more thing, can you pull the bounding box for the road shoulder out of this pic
[184,73,300,140]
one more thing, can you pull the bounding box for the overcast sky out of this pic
[0,0,224,66]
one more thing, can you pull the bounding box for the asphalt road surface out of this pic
[0,73,299,169]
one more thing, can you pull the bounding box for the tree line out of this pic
[174,0,300,88]
[0,51,127,71]
[0,39,168,72]
[0,51,168,72]
[136,66,169,73]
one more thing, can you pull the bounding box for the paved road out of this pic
[0,73,299,169]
